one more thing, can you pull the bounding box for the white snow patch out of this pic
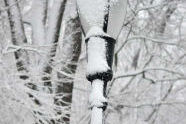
[77,0,107,32]
[89,80,107,107]
[86,36,109,75]
[91,107,103,124]
[86,27,110,75]
[86,26,109,38]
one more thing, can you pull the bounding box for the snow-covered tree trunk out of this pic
[41,0,67,92]
[31,0,47,46]
[30,0,47,67]
[28,0,48,93]
[4,0,29,79]
[4,1,43,122]
[54,15,82,123]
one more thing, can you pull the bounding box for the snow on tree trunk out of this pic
[4,1,44,122]
[46,0,67,45]
[4,0,29,79]
[41,0,67,92]
[30,0,47,67]
[54,15,82,123]
[31,0,47,46]
[28,0,48,93]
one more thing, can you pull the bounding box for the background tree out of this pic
[0,0,81,123]
[0,0,186,124]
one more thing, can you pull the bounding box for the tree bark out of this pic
[29,0,48,92]
[41,0,67,92]
[54,15,82,124]
[31,0,47,46]
[4,0,29,79]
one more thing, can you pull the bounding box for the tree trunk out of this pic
[145,1,177,122]
[41,0,67,93]
[4,0,29,79]
[30,0,47,64]
[54,15,82,124]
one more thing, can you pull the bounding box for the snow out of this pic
[91,107,103,124]
[4,0,186,124]
[30,0,47,75]
[89,80,106,124]
[77,0,121,32]
[77,0,127,39]
[86,26,109,38]
[85,26,109,124]
[47,0,64,44]
[89,79,107,107]
[86,36,109,75]
[31,0,46,46]
[86,27,110,75]
[107,0,127,38]
[77,0,107,33]
[6,0,27,45]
